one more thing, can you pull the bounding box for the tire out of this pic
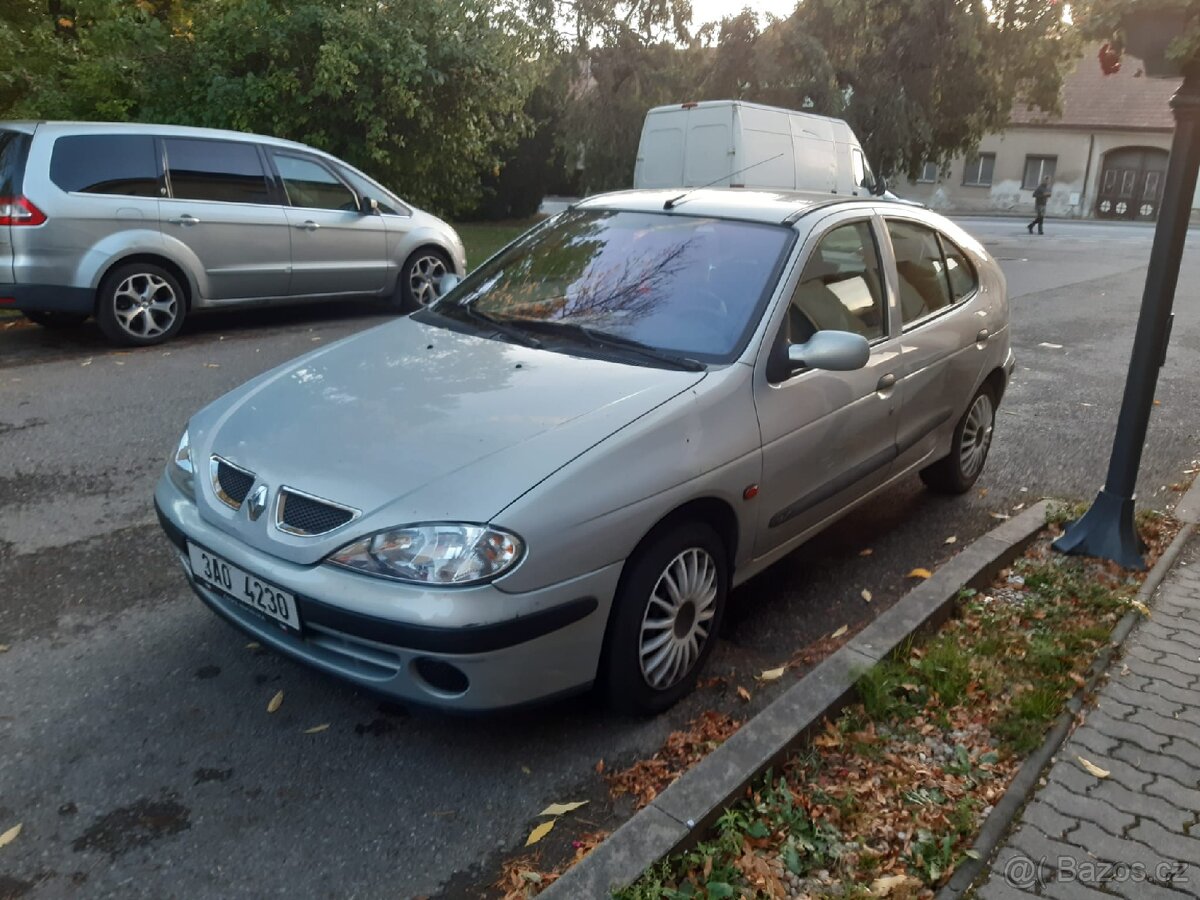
[601,521,728,715]
[920,385,997,494]
[23,311,88,329]
[393,248,452,313]
[95,263,186,347]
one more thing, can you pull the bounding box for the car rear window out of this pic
[164,138,271,205]
[49,134,160,197]
[1,129,32,197]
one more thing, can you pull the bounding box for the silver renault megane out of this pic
[155,188,1013,714]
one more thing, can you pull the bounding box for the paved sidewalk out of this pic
[975,535,1200,899]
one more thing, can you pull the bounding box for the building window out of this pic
[1022,155,1057,190]
[916,161,938,184]
[962,153,995,187]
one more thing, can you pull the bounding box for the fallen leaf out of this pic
[303,724,329,734]
[595,759,605,774]
[521,765,531,775]
[989,512,1011,520]
[0,644,8,653]
[964,849,981,860]
[907,568,932,579]
[757,666,786,682]
[1130,599,1151,618]
[944,536,957,545]
[1154,400,1162,406]
[861,589,873,603]
[1077,756,1110,779]
[1013,503,1026,511]
[831,624,849,639]
[245,642,260,650]
[871,873,921,896]
[978,487,989,497]
[0,824,21,849]
[859,548,874,557]
[540,801,588,817]
[267,691,283,713]
[1039,341,1063,349]
[736,685,752,702]
[525,820,554,846]
[80,358,93,367]
[204,363,220,369]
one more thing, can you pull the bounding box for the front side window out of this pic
[1022,155,1057,190]
[164,138,271,205]
[421,209,795,364]
[337,166,406,215]
[49,135,159,197]
[886,219,952,325]
[784,221,886,347]
[272,154,357,211]
[962,153,995,187]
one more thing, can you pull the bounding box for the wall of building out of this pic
[900,127,1180,218]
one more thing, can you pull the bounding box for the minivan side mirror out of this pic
[359,196,380,215]
[787,331,870,371]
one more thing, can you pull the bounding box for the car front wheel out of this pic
[393,249,452,313]
[602,522,728,715]
[920,385,996,494]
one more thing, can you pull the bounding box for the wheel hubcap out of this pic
[409,255,448,307]
[959,393,994,480]
[113,273,177,338]
[639,548,718,691]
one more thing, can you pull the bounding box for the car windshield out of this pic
[423,209,794,365]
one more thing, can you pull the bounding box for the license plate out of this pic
[187,543,300,631]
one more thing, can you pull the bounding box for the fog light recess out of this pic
[413,657,470,695]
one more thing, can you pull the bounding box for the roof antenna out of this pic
[663,153,785,210]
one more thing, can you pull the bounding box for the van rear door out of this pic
[634,109,688,189]
[0,127,33,295]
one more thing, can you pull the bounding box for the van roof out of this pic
[643,100,850,125]
[576,188,862,225]
[1,120,312,152]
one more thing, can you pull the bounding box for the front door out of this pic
[753,215,900,556]
[159,137,292,301]
[267,151,387,297]
[1095,147,1169,221]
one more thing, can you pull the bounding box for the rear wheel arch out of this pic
[95,253,194,313]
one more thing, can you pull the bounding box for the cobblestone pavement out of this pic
[975,536,1200,899]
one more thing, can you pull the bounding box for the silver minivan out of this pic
[0,122,466,345]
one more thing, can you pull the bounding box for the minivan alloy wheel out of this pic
[112,273,178,339]
[639,547,718,690]
[408,253,448,307]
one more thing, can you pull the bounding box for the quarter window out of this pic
[49,135,159,197]
[886,219,952,325]
[962,153,995,188]
[784,221,886,346]
[164,138,271,205]
[272,154,357,211]
[939,236,977,302]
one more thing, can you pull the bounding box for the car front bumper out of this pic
[154,476,621,711]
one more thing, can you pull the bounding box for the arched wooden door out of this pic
[1095,147,1169,221]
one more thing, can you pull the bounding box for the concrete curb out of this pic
[543,501,1050,899]
[937,518,1198,898]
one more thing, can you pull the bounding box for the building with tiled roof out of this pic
[902,48,1194,220]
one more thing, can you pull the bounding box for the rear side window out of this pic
[271,154,356,211]
[886,219,952,325]
[165,138,271,205]
[939,236,978,302]
[49,134,159,197]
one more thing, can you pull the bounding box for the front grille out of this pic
[276,487,357,536]
[211,456,255,509]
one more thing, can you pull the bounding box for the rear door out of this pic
[160,137,291,301]
[0,128,30,292]
[267,150,387,296]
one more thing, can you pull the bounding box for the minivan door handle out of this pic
[168,214,200,226]
[876,373,896,392]
[298,220,321,231]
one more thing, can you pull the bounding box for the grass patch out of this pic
[613,516,1177,899]
[454,218,543,269]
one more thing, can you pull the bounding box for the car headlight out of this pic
[328,523,524,586]
[168,428,194,497]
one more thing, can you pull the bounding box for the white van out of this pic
[633,100,882,197]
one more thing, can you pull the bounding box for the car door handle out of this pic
[977,328,990,343]
[298,220,321,231]
[168,214,200,226]
[876,373,896,392]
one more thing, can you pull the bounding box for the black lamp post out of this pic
[1054,45,1200,569]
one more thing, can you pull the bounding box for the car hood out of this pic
[190,318,705,564]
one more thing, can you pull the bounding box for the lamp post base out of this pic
[1052,490,1147,570]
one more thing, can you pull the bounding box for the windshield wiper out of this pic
[509,320,705,372]
[455,306,544,349]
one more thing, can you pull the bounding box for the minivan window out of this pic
[336,166,405,215]
[272,154,357,211]
[1,130,30,196]
[49,134,159,197]
[164,138,271,205]
[886,219,952,325]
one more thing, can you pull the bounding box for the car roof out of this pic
[575,188,868,225]
[4,120,313,153]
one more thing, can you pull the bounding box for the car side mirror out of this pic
[788,331,870,371]
[437,273,461,297]
[360,196,380,215]
[871,174,888,197]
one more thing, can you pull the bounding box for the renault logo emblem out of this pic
[247,485,268,522]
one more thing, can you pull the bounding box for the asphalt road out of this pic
[1,217,1198,900]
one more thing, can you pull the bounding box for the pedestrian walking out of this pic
[1027,177,1051,235]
